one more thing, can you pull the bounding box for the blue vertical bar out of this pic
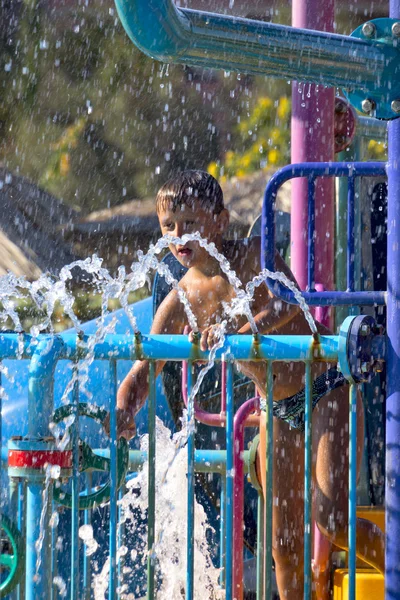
[307,177,316,291]
[70,364,80,600]
[256,494,264,600]
[26,481,50,600]
[264,361,273,599]
[262,180,276,272]
[147,361,156,599]
[9,476,19,600]
[348,384,357,600]
[83,473,93,599]
[17,480,26,600]
[303,363,312,598]
[386,1,400,590]
[109,360,118,598]
[219,477,226,587]
[117,483,126,600]
[225,362,234,600]
[347,176,355,291]
[50,498,57,600]
[186,361,195,600]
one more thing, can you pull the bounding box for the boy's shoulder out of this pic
[225,236,261,265]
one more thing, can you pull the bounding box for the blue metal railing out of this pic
[261,161,387,305]
[0,320,383,599]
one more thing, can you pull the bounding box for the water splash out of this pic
[34,464,61,583]
[53,575,67,597]
[110,417,224,600]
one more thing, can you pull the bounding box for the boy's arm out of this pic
[114,290,186,438]
[238,239,301,335]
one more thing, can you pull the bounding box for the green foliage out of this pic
[0,2,237,213]
[0,1,294,215]
[208,95,291,180]
[365,139,387,161]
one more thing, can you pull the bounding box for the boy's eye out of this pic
[184,221,195,229]
[164,222,174,230]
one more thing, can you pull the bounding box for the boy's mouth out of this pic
[177,246,192,257]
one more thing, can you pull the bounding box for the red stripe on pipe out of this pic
[8,450,72,469]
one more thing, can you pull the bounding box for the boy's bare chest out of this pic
[182,267,262,328]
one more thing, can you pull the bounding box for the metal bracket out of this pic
[338,315,386,384]
[344,18,400,120]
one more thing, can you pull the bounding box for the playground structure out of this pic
[1,1,400,599]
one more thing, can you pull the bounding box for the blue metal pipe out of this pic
[0,332,340,362]
[114,0,394,89]
[0,333,33,359]
[262,162,387,306]
[147,362,156,599]
[70,369,80,600]
[264,362,274,599]
[225,362,234,600]
[186,362,195,600]
[385,0,400,590]
[303,364,312,597]
[109,360,118,598]
[347,176,356,292]
[25,481,53,600]
[348,384,357,600]
[92,448,231,474]
[25,336,65,598]
[219,477,226,587]
[28,337,65,438]
[65,333,340,362]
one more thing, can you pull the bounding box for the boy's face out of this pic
[158,201,228,268]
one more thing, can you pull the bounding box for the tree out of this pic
[208,95,291,181]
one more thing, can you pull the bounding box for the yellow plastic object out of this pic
[356,507,385,532]
[333,569,384,600]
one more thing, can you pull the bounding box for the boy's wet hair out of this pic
[156,170,224,215]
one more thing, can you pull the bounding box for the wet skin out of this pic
[114,200,384,598]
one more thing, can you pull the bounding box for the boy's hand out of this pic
[104,407,137,440]
[189,323,227,352]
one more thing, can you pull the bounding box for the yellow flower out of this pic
[59,153,70,177]
[270,127,282,144]
[258,97,273,110]
[242,154,252,168]
[277,96,290,120]
[268,149,280,165]
[207,162,219,178]
[225,150,236,168]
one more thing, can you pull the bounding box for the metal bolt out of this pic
[361,98,376,114]
[392,22,400,37]
[335,100,347,114]
[362,22,376,38]
[361,362,370,374]
[391,99,400,114]
[335,134,347,146]
[360,323,371,337]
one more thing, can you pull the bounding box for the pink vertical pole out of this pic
[291,0,335,329]
[232,397,260,600]
[291,0,335,586]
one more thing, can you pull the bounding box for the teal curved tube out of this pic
[114,0,392,88]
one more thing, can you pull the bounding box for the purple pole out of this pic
[232,397,260,600]
[291,0,335,329]
[386,3,400,597]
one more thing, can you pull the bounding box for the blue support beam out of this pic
[385,3,400,596]
[114,0,399,102]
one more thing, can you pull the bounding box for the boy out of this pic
[115,170,384,598]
